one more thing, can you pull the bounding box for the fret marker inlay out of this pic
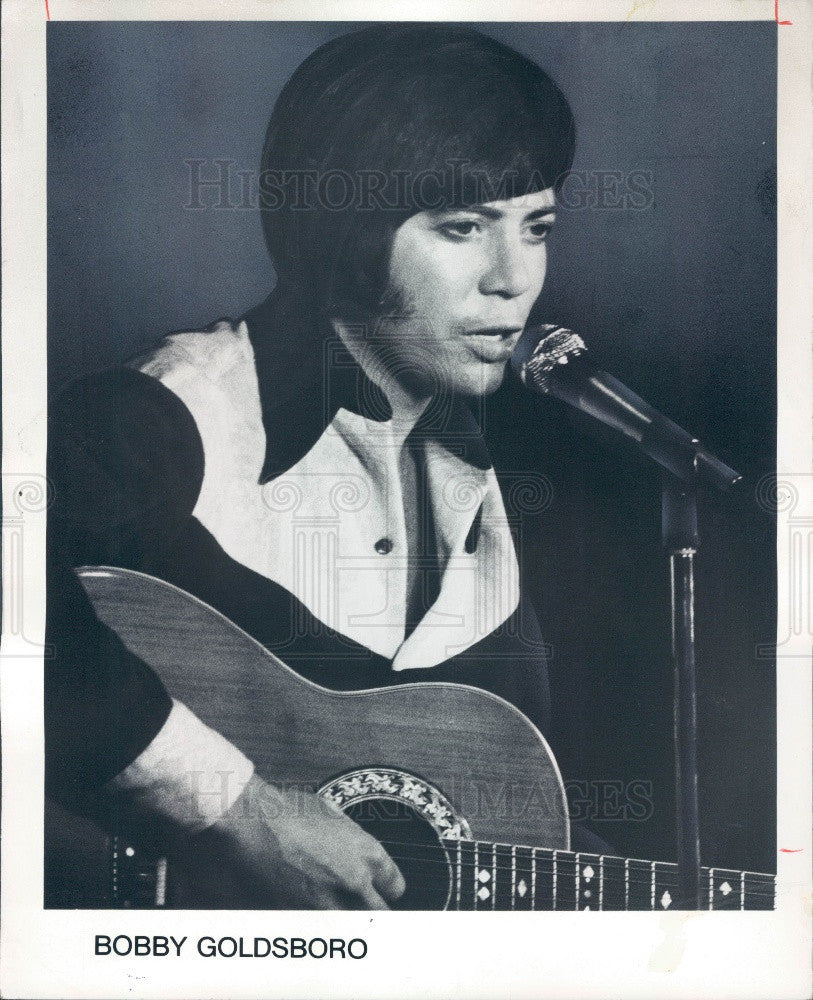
[477,886,490,901]
[660,890,672,909]
[477,869,490,883]
[583,865,594,881]
[517,879,527,898]
[720,881,732,896]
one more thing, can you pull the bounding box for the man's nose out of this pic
[478,237,535,298]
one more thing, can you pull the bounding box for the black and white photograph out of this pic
[1,3,811,999]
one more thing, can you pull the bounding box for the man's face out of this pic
[376,187,557,399]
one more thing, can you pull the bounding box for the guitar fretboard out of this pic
[113,834,776,910]
[449,842,775,911]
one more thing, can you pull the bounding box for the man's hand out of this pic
[188,773,406,909]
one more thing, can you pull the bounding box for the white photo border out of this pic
[2,2,811,998]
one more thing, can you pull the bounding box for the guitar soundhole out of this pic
[343,798,452,910]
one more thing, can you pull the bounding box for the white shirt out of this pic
[111,319,520,831]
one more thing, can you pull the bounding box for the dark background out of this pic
[47,22,776,874]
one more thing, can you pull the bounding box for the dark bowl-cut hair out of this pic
[259,24,575,317]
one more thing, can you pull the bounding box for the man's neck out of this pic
[332,318,431,445]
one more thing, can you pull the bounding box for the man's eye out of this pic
[438,220,481,240]
[526,223,553,242]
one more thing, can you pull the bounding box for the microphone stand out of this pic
[661,472,702,909]
[511,327,743,909]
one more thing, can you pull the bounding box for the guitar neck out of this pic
[446,841,775,911]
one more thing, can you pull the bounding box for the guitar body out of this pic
[46,567,569,909]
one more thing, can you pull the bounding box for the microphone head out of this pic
[511,324,588,393]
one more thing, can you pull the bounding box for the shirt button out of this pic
[374,537,393,555]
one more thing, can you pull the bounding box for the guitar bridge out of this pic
[111,836,168,908]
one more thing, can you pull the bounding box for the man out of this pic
[46,24,576,908]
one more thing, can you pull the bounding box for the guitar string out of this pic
[366,839,775,885]
[140,843,774,903]
[373,858,775,901]
[134,836,774,896]
[138,849,773,907]
[135,849,773,906]
[135,837,773,897]
[383,848,775,907]
[329,843,776,897]
[140,856,769,908]
[443,892,759,908]
[380,857,775,898]
[444,897,760,909]
[124,839,773,901]
[131,832,773,896]
[145,871,769,910]
[364,835,775,882]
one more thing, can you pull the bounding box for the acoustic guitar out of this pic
[45,566,775,911]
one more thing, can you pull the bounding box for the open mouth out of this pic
[466,326,523,338]
[463,327,524,362]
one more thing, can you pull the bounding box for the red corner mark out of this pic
[775,0,792,25]
[45,0,50,20]
[780,847,803,853]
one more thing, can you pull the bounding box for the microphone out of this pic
[511,325,742,491]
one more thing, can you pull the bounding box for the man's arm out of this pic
[45,367,404,907]
[45,369,201,800]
